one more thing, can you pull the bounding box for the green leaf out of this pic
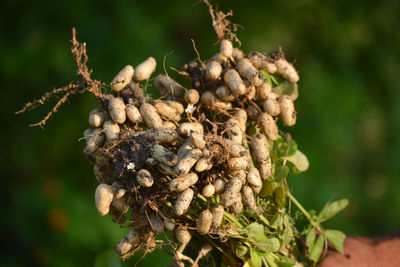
[273,82,299,100]
[250,248,262,267]
[318,199,349,222]
[275,137,298,158]
[306,228,316,255]
[236,244,249,259]
[309,235,324,262]
[270,74,281,85]
[274,165,289,182]
[326,229,346,254]
[282,150,309,172]
[245,222,266,242]
[276,261,296,267]
[270,215,283,230]
[274,186,286,208]
[259,180,274,198]
[260,70,272,85]
[255,237,280,252]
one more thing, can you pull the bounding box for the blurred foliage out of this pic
[1,0,400,266]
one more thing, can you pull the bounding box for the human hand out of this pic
[317,233,400,267]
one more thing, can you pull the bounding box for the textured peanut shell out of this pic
[108,97,126,124]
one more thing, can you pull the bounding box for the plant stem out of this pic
[287,191,312,221]
[224,211,244,229]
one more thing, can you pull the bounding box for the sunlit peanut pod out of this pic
[114,228,140,255]
[154,100,181,121]
[247,167,262,188]
[263,92,281,117]
[177,139,194,160]
[162,121,176,129]
[227,155,249,171]
[103,120,120,142]
[256,82,273,100]
[190,131,206,149]
[226,118,243,145]
[174,149,202,176]
[163,218,175,231]
[246,84,256,100]
[211,205,224,228]
[258,113,278,141]
[202,184,216,197]
[140,103,163,128]
[224,69,246,96]
[195,158,210,172]
[242,185,256,210]
[248,51,277,74]
[89,109,107,128]
[205,61,223,80]
[228,169,247,185]
[151,144,178,167]
[133,57,156,81]
[274,57,299,83]
[184,89,200,105]
[210,53,228,64]
[165,100,184,114]
[145,127,179,144]
[251,184,262,194]
[174,188,194,216]
[220,39,233,59]
[233,109,248,133]
[125,104,143,123]
[177,122,204,136]
[201,91,232,110]
[169,172,199,191]
[230,195,243,214]
[136,169,154,187]
[197,209,213,235]
[111,65,134,92]
[279,95,297,126]
[216,85,236,102]
[108,97,126,124]
[213,179,226,194]
[86,128,105,153]
[259,158,272,179]
[232,48,244,61]
[250,133,270,163]
[221,177,243,207]
[224,139,247,157]
[95,183,114,216]
[174,226,191,244]
[237,58,258,82]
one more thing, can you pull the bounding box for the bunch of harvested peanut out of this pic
[17,2,348,266]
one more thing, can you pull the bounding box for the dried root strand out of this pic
[16,27,104,128]
[201,0,241,45]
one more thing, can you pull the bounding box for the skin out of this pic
[317,234,400,267]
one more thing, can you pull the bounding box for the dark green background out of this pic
[2,0,400,266]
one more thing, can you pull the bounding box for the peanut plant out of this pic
[17,1,348,266]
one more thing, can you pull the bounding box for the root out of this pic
[201,0,241,45]
[15,27,105,128]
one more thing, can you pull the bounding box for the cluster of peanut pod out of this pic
[82,38,300,265]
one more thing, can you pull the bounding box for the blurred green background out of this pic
[2,0,400,266]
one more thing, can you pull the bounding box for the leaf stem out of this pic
[287,191,312,221]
